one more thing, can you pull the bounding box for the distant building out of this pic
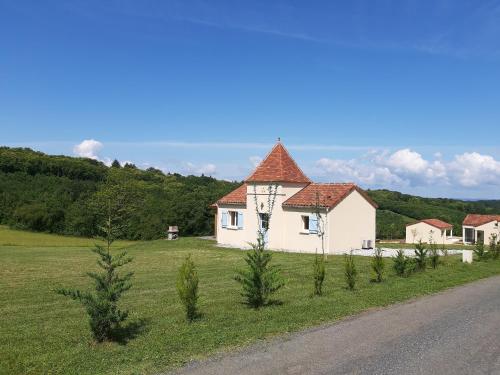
[405,219,454,244]
[462,214,500,245]
[212,141,377,254]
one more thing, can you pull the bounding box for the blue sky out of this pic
[1,1,500,198]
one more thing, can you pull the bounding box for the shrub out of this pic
[440,243,448,258]
[474,240,488,261]
[235,237,284,308]
[371,248,385,282]
[489,234,499,260]
[414,240,428,270]
[312,253,326,296]
[429,241,440,269]
[393,249,413,277]
[55,185,135,342]
[344,251,357,290]
[56,244,133,342]
[176,254,199,322]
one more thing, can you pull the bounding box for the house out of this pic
[212,141,377,254]
[405,219,454,244]
[462,214,500,245]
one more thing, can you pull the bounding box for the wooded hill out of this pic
[367,189,500,239]
[1,146,499,240]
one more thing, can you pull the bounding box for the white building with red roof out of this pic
[405,219,454,244]
[212,141,377,253]
[462,214,500,245]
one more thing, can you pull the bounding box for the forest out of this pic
[0,147,239,239]
[1,146,499,240]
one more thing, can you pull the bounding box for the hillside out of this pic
[0,147,239,239]
[367,189,500,239]
[1,147,499,240]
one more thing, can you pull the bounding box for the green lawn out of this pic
[1,232,499,375]
[0,225,135,248]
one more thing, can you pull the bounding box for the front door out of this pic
[259,213,269,247]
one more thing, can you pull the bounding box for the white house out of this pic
[405,219,454,244]
[462,214,500,245]
[212,141,377,254]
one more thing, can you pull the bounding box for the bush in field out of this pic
[474,239,488,261]
[393,249,415,277]
[429,241,440,269]
[441,242,448,258]
[55,183,135,342]
[177,254,199,322]
[414,240,428,270]
[371,248,385,282]
[235,236,284,308]
[489,234,499,260]
[313,252,326,296]
[344,251,357,290]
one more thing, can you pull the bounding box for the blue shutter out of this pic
[221,211,228,228]
[238,212,244,229]
[309,215,318,234]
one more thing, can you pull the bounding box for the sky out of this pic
[1,0,500,199]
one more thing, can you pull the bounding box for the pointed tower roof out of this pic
[245,142,311,184]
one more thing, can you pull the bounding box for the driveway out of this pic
[173,276,500,375]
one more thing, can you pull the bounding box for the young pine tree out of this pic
[313,252,326,296]
[235,235,284,308]
[393,249,407,277]
[55,200,133,342]
[474,239,487,261]
[176,255,199,322]
[429,241,440,269]
[371,248,385,282]
[55,182,137,342]
[414,240,428,270]
[235,184,284,308]
[488,234,499,260]
[344,251,357,290]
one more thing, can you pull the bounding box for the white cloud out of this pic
[449,152,500,187]
[249,156,263,167]
[183,162,217,176]
[315,148,500,191]
[316,158,403,186]
[198,163,217,175]
[73,139,103,159]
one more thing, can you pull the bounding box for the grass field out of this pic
[1,230,500,375]
[0,225,135,248]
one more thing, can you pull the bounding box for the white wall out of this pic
[462,221,500,245]
[216,185,376,254]
[405,222,449,244]
[280,207,326,253]
[215,204,251,248]
[328,190,376,253]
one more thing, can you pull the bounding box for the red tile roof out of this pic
[463,214,500,227]
[245,142,311,184]
[215,184,247,206]
[282,183,378,210]
[407,219,453,230]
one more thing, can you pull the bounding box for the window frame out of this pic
[228,210,238,228]
[301,215,310,233]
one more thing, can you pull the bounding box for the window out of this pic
[229,211,238,227]
[302,215,310,231]
[259,213,269,231]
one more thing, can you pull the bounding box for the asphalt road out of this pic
[173,276,500,375]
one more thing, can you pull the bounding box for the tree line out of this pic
[0,147,239,239]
